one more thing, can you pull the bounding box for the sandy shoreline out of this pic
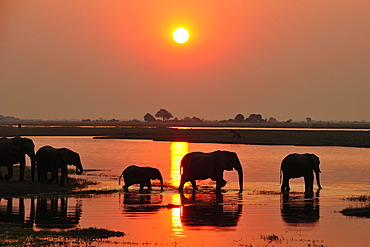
[1,121,370,148]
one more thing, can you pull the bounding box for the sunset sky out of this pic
[1,1,370,121]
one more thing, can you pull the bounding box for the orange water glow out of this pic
[169,142,188,188]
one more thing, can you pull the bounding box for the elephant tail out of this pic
[279,168,282,185]
[118,173,123,185]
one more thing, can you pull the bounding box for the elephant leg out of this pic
[48,168,57,184]
[216,179,227,190]
[122,184,129,191]
[178,177,186,192]
[145,178,152,190]
[304,173,314,192]
[190,180,198,190]
[281,176,290,193]
[4,165,13,181]
[60,166,68,186]
[19,159,25,182]
[139,182,145,192]
[0,170,3,180]
[40,169,47,183]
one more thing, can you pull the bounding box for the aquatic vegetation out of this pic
[340,205,370,217]
[0,223,124,246]
[341,194,370,217]
[260,234,283,243]
[344,194,370,202]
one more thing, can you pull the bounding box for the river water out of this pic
[2,136,370,246]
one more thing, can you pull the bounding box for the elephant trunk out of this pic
[316,171,322,189]
[30,154,36,182]
[160,178,164,191]
[158,174,164,191]
[118,173,123,185]
[76,165,83,175]
[237,168,243,192]
[233,159,243,192]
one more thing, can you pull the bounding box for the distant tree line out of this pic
[0,115,20,121]
[143,109,203,123]
[231,113,277,123]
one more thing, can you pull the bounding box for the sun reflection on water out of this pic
[170,142,188,188]
[171,194,185,237]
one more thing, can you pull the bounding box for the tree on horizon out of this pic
[144,113,156,122]
[155,109,173,121]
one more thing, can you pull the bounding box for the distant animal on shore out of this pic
[119,165,163,192]
[280,153,322,195]
[35,146,84,186]
[178,151,243,192]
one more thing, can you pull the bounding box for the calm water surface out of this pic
[2,136,370,246]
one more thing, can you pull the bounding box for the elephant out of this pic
[118,165,164,192]
[0,137,35,181]
[35,146,84,186]
[280,153,322,194]
[178,150,244,192]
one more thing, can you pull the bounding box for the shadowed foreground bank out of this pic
[1,121,370,148]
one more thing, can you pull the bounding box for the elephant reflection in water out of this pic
[0,197,82,229]
[180,192,243,227]
[280,192,320,225]
[0,198,33,227]
[120,193,163,215]
[35,198,82,229]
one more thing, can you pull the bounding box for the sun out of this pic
[173,28,189,43]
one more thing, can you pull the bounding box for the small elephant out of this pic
[280,153,322,194]
[0,137,35,181]
[118,165,164,192]
[178,151,244,192]
[35,146,84,186]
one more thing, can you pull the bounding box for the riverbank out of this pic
[1,121,370,147]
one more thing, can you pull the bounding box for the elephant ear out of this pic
[311,154,321,173]
[59,149,73,164]
[215,151,235,171]
[9,142,23,159]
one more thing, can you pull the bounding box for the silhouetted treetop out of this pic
[245,114,264,123]
[144,113,156,122]
[234,114,245,123]
[155,109,173,121]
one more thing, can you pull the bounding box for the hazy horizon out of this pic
[1,1,370,122]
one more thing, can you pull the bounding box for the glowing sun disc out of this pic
[173,28,189,43]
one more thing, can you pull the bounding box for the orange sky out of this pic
[1,1,370,121]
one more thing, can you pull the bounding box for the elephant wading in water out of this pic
[0,137,35,181]
[280,153,322,195]
[178,151,243,192]
[35,146,84,186]
[119,165,164,192]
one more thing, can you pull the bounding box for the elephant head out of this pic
[310,154,322,190]
[143,167,163,191]
[59,149,83,175]
[214,151,244,192]
[6,137,35,181]
[178,150,244,192]
[20,138,36,181]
